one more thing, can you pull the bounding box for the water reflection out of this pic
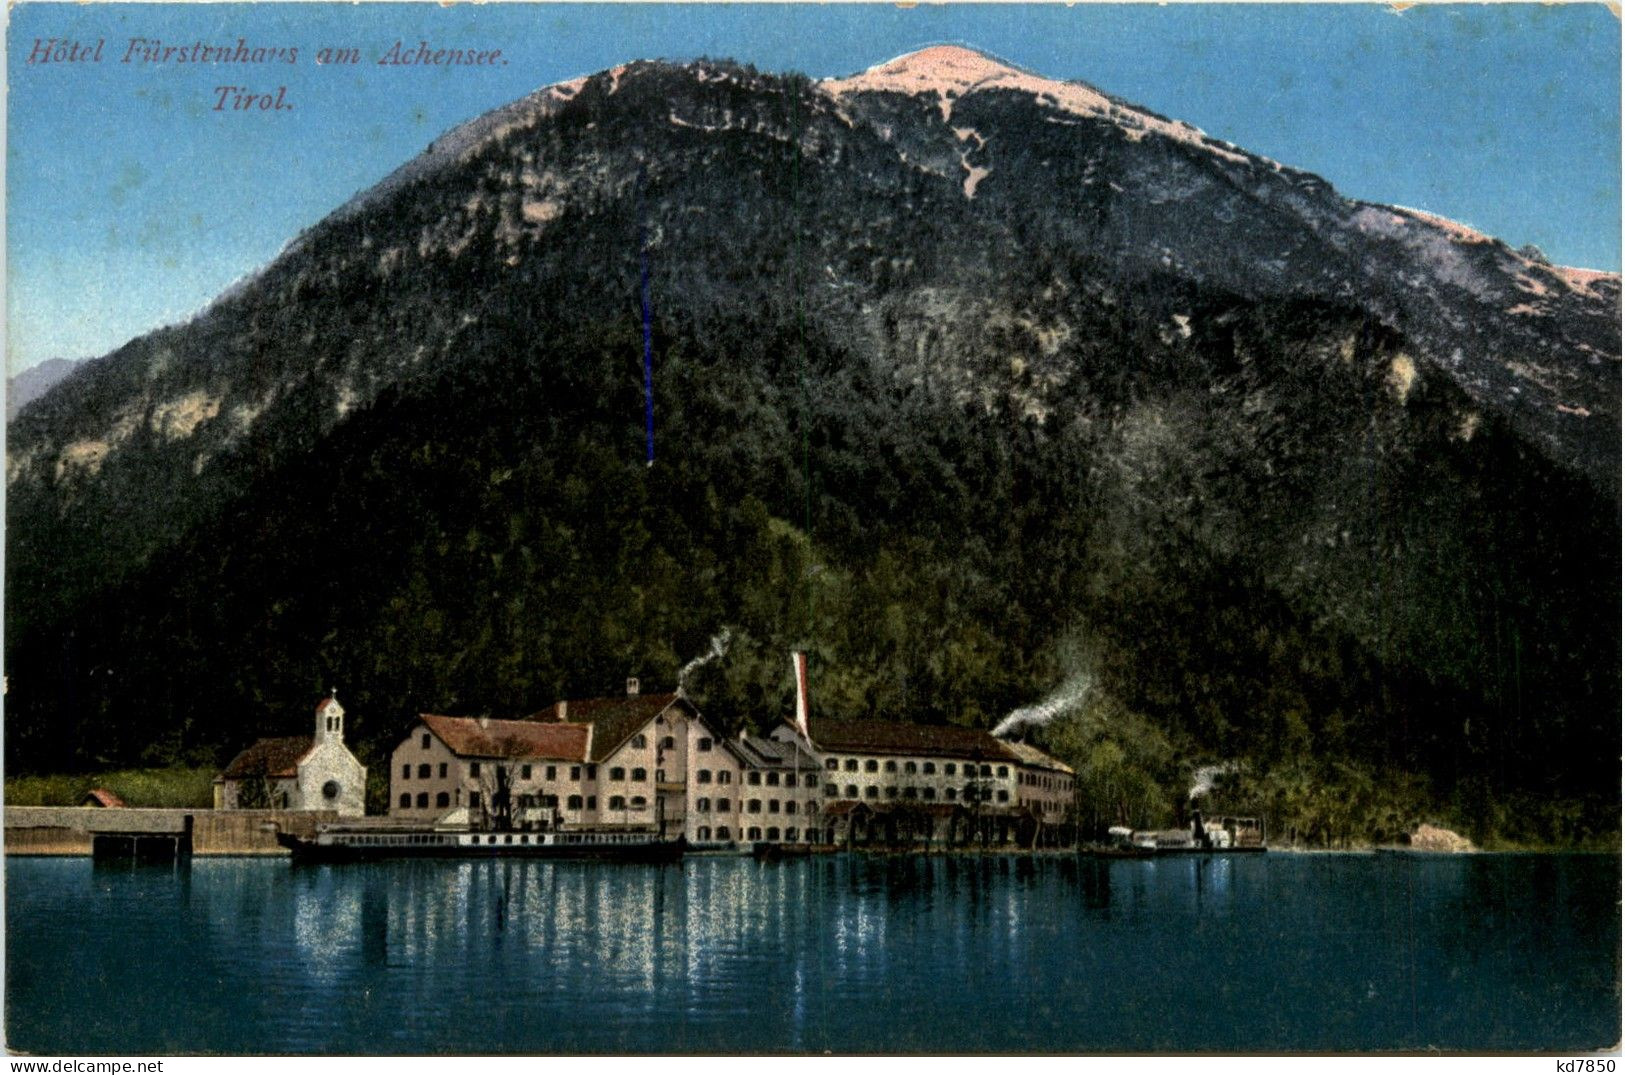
[6,853,1620,1054]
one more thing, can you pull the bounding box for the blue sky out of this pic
[7,2,1620,375]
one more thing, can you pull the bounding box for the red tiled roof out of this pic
[314,696,335,715]
[221,736,314,779]
[421,714,589,761]
[810,719,1019,763]
[534,692,688,762]
[81,787,126,808]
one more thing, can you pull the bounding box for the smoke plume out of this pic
[677,627,733,691]
[993,673,1095,739]
[1187,762,1240,801]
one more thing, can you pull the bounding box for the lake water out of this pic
[5,852,1618,1054]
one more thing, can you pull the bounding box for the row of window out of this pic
[1019,772,1071,790]
[692,798,820,815]
[693,770,817,787]
[824,783,1009,803]
[402,761,667,783]
[823,757,1009,778]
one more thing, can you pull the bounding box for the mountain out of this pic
[6,47,1618,839]
[8,358,82,421]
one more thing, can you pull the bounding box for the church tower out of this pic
[315,691,345,744]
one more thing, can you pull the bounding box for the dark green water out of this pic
[5,852,1618,1053]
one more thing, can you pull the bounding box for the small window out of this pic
[696,798,711,813]
[825,783,838,797]
[923,787,936,801]
[865,786,879,800]
[546,765,557,780]
[767,772,780,787]
[804,774,818,788]
[716,826,730,839]
[903,761,916,774]
[844,759,858,772]
[661,736,675,750]
[785,827,798,842]
[922,762,935,775]
[570,766,581,781]
[416,792,428,808]
[630,796,647,809]
[420,733,431,749]
[698,770,713,784]
[471,762,481,777]
[610,767,626,781]
[587,796,597,809]
[747,772,762,786]
[768,800,780,814]
[748,799,762,814]
[401,764,410,779]
[748,827,763,841]
[439,763,448,779]
[632,734,647,749]
[631,768,647,782]
[766,827,780,841]
[806,801,819,815]
[785,801,798,815]
[586,765,596,780]
[398,793,411,808]
[697,826,712,841]
[904,787,918,800]
[470,792,482,809]
[864,760,878,773]
[980,765,992,777]
[697,738,713,752]
[716,798,731,813]
[609,796,627,810]
[717,771,732,785]
[436,792,450,808]
[945,763,957,776]
[567,795,583,810]
[997,766,1008,778]
[418,764,431,779]
[825,758,838,770]
[946,788,958,801]
[845,785,857,798]
[886,787,899,800]
[997,790,1009,803]
[884,760,897,773]
[521,765,532,780]
[656,769,665,783]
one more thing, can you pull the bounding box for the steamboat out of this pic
[275,824,686,864]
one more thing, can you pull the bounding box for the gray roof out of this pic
[734,733,820,771]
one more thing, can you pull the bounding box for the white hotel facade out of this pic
[389,678,1075,847]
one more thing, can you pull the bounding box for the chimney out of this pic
[791,651,810,742]
[626,676,640,696]
[556,700,568,722]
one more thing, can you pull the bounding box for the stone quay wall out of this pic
[4,807,340,855]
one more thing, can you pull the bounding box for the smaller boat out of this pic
[276,825,686,864]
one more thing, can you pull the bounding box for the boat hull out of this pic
[276,831,686,865]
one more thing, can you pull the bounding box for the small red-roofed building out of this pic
[81,787,126,808]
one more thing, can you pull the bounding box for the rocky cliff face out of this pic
[6,49,1618,817]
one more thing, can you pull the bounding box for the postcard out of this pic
[4,1,1620,1058]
